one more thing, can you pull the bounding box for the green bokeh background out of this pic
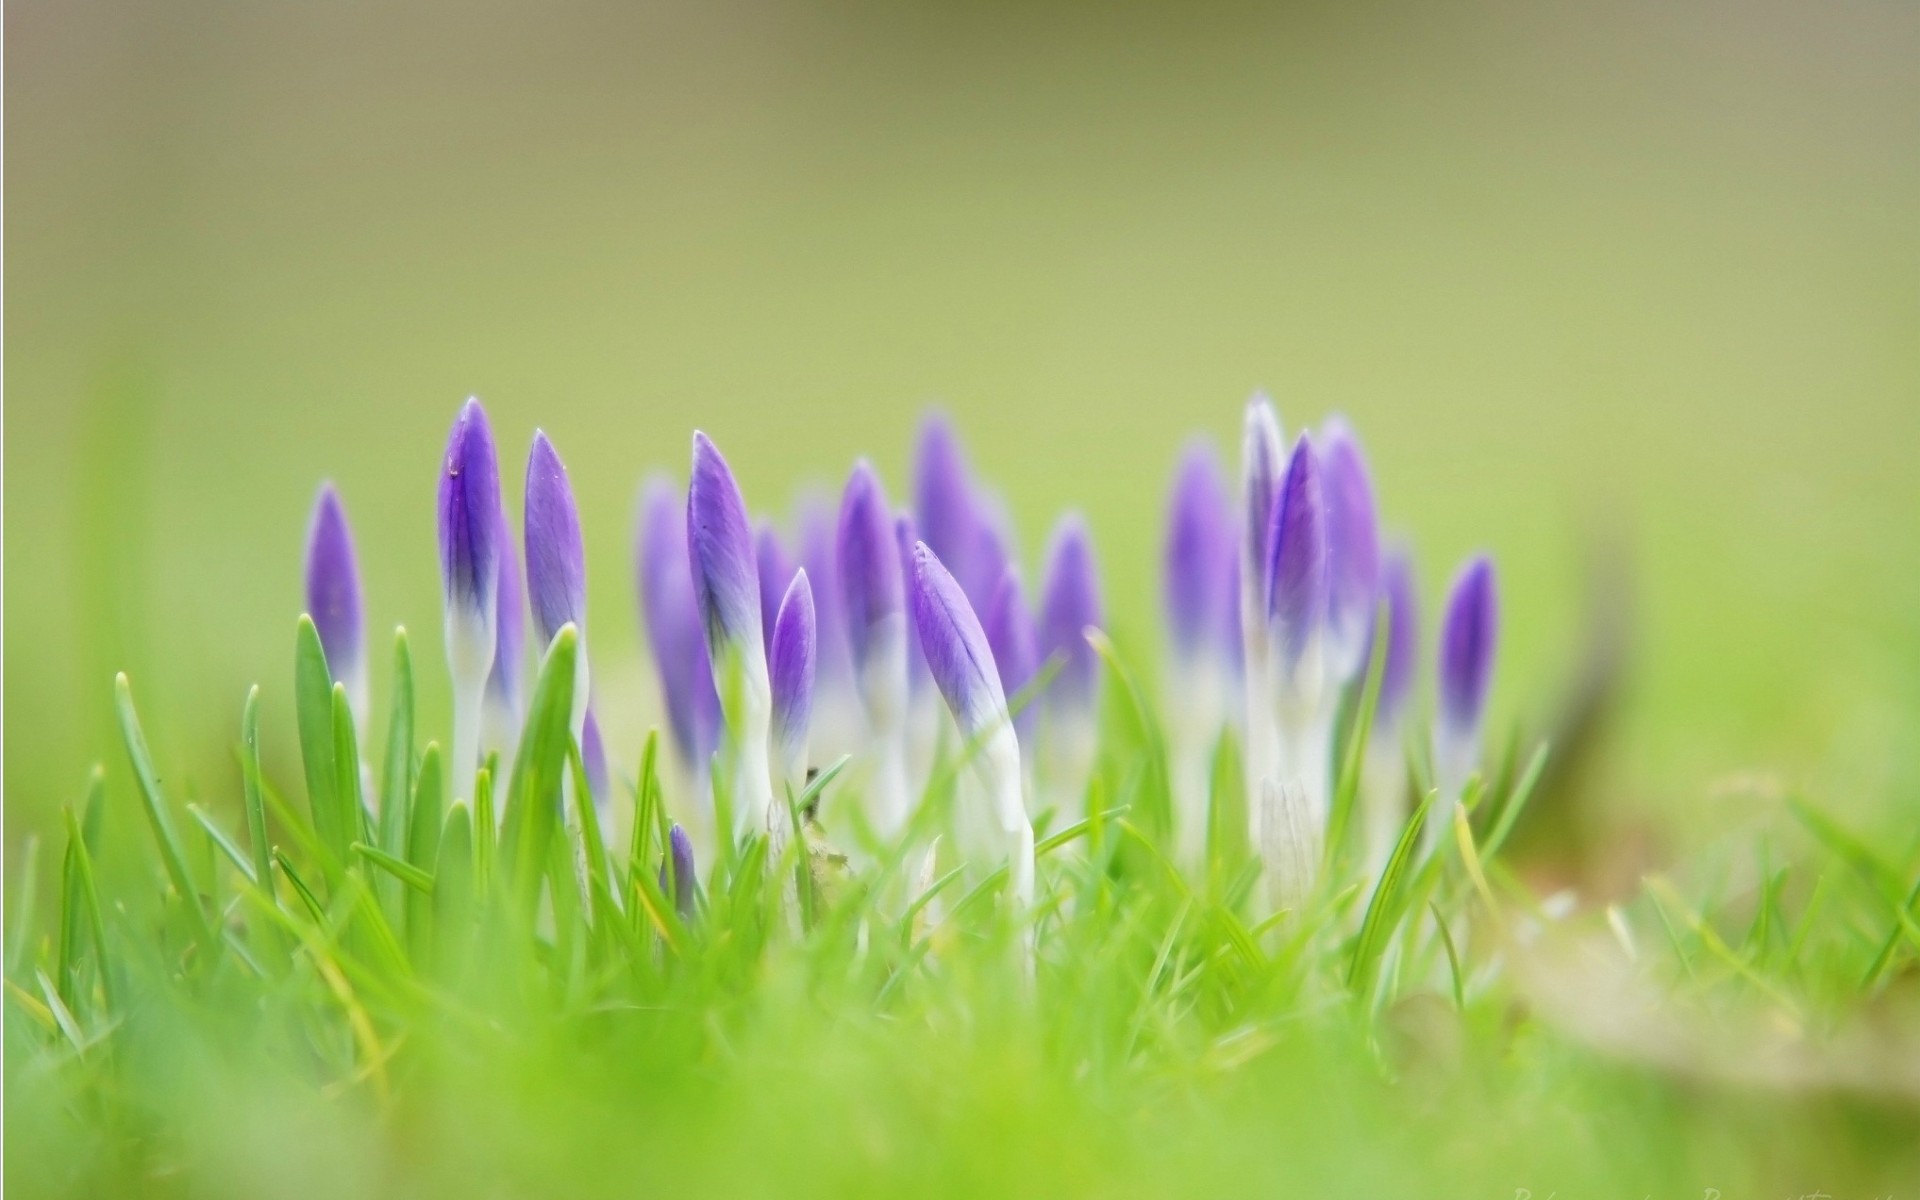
[7,0,1918,849]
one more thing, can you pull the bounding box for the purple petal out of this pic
[896,513,929,694]
[1373,547,1420,728]
[525,430,587,649]
[1438,556,1498,742]
[638,476,722,767]
[1266,435,1329,672]
[1040,514,1103,711]
[438,398,503,625]
[1321,420,1382,680]
[835,460,903,671]
[769,569,817,759]
[487,504,527,711]
[756,523,795,648]
[581,707,610,809]
[910,541,1006,737]
[796,495,851,689]
[983,568,1039,743]
[687,432,762,654]
[305,483,364,685]
[1239,394,1286,627]
[662,823,698,917]
[1163,439,1237,663]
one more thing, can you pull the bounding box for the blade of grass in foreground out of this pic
[115,673,218,954]
[1348,790,1433,1005]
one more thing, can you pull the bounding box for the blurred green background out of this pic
[7,0,1918,850]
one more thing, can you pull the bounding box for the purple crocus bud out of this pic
[1437,556,1498,754]
[1163,440,1237,666]
[914,411,989,605]
[1039,514,1103,713]
[305,482,366,712]
[661,823,698,918]
[1373,547,1419,729]
[438,398,503,680]
[769,569,817,787]
[1321,419,1381,684]
[637,477,722,770]
[687,433,764,663]
[1239,394,1286,650]
[486,504,527,719]
[796,495,850,690]
[896,513,930,694]
[983,568,1039,744]
[524,431,588,650]
[581,706,610,810]
[836,460,905,680]
[756,523,794,647]
[909,542,1008,739]
[1265,434,1329,699]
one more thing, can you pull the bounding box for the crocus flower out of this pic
[1360,546,1419,879]
[483,504,528,761]
[688,432,777,842]
[1039,514,1102,716]
[895,513,930,696]
[1321,419,1382,687]
[1435,555,1498,796]
[983,568,1039,747]
[1160,442,1239,872]
[438,398,503,786]
[836,460,912,841]
[661,823,698,919]
[525,431,591,731]
[796,496,851,693]
[1239,394,1286,804]
[769,568,817,796]
[1374,547,1419,731]
[637,476,722,776]
[756,523,794,647]
[909,541,1034,908]
[305,482,366,721]
[1260,434,1332,910]
[914,411,997,613]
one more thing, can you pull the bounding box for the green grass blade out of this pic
[1347,790,1434,1001]
[352,843,435,895]
[1480,742,1550,863]
[433,803,476,981]
[499,626,578,915]
[407,744,447,964]
[376,628,416,918]
[115,673,217,952]
[332,683,370,870]
[294,615,342,877]
[240,687,274,895]
[1326,602,1389,871]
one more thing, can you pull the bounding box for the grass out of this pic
[6,604,1920,1199]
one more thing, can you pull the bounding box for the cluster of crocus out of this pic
[1158,395,1499,912]
[300,394,1495,923]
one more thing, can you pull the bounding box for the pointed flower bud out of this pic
[1239,394,1286,651]
[487,504,527,717]
[769,568,817,787]
[836,460,905,680]
[1266,434,1329,695]
[756,523,794,647]
[661,823,698,918]
[1374,547,1419,730]
[305,483,365,708]
[914,410,998,611]
[438,398,503,681]
[1321,419,1382,684]
[797,496,851,690]
[1437,555,1498,754]
[637,477,721,770]
[983,568,1039,744]
[910,542,1008,740]
[687,433,764,663]
[896,513,930,694]
[524,431,588,650]
[1040,514,1103,713]
[1163,439,1237,665]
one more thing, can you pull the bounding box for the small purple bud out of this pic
[1373,548,1420,728]
[1239,394,1286,630]
[487,505,527,713]
[983,569,1039,743]
[836,460,904,672]
[796,496,851,689]
[687,433,763,656]
[1266,435,1329,675]
[897,513,930,693]
[1437,556,1498,745]
[1163,440,1237,664]
[914,411,987,602]
[438,398,503,659]
[637,477,722,768]
[769,569,817,772]
[756,523,794,647]
[661,823,698,918]
[581,707,610,809]
[524,431,588,650]
[305,483,365,692]
[1040,515,1103,711]
[1321,420,1382,682]
[910,541,1008,738]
